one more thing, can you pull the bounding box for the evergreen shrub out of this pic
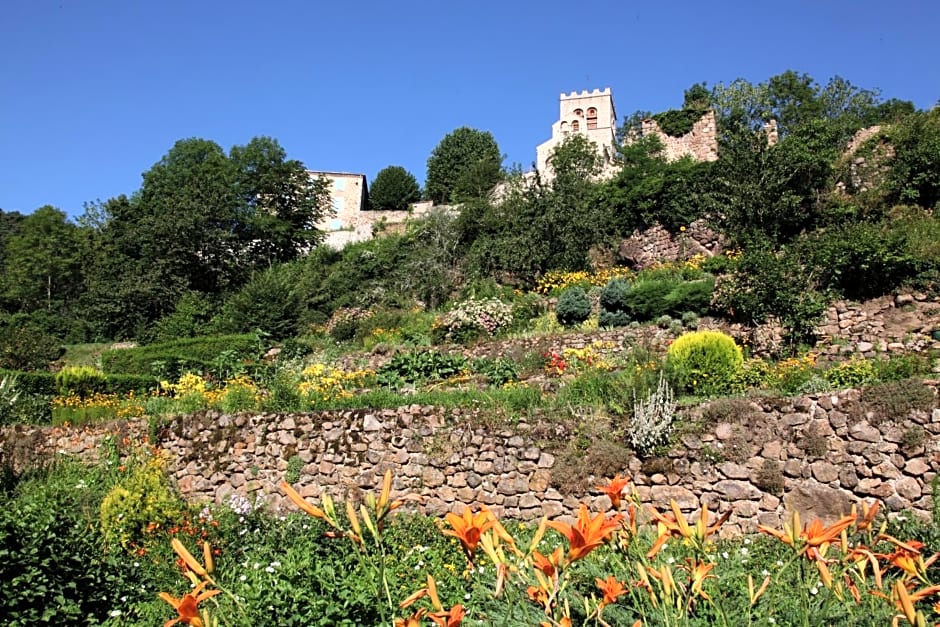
[598,278,631,328]
[625,280,674,322]
[555,287,592,327]
[666,330,743,395]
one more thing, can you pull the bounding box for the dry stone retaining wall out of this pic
[4,382,940,536]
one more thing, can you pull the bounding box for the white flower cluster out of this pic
[228,493,254,516]
[436,298,513,341]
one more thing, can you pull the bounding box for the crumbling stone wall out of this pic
[617,219,723,267]
[640,110,719,163]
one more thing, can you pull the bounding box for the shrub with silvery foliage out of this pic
[628,372,676,455]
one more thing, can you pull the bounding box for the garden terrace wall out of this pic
[3,382,940,535]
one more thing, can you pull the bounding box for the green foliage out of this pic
[885,108,940,209]
[100,334,259,376]
[651,108,707,137]
[598,309,631,328]
[555,287,592,327]
[55,365,107,398]
[859,378,936,424]
[100,451,182,548]
[663,278,715,316]
[0,461,135,624]
[666,330,744,395]
[470,357,519,387]
[432,297,514,344]
[711,244,827,348]
[459,137,607,282]
[1,205,83,314]
[376,350,468,388]
[824,357,877,389]
[600,138,711,235]
[0,314,64,371]
[213,264,302,339]
[801,222,919,300]
[369,165,421,211]
[148,291,217,343]
[425,127,502,204]
[598,278,631,328]
[873,352,933,382]
[624,280,674,322]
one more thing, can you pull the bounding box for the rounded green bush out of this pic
[666,330,743,395]
[55,365,107,398]
[599,309,631,328]
[599,278,631,314]
[555,287,592,327]
[824,357,877,389]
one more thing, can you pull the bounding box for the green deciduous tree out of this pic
[459,136,607,284]
[369,166,421,211]
[425,127,502,204]
[2,206,82,312]
[230,136,329,266]
[598,135,711,235]
[886,108,940,209]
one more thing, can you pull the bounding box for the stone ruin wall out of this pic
[616,218,723,267]
[4,380,940,536]
[640,110,719,163]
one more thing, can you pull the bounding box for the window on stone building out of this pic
[560,121,569,135]
[571,120,580,131]
[573,108,583,117]
[587,107,598,130]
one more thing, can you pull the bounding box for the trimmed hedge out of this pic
[0,370,156,396]
[100,334,259,376]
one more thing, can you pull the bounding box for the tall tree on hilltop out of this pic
[425,127,502,204]
[133,138,243,294]
[369,165,421,211]
[230,136,329,267]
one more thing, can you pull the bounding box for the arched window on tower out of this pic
[587,107,598,130]
[571,119,580,132]
[573,108,583,117]
[560,121,569,135]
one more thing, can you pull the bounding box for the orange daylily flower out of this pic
[532,547,565,577]
[684,559,717,601]
[546,504,623,563]
[852,499,882,532]
[170,538,211,579]
[878,580,940,626]
[158,580,220,627]
[596,474,631,510]
[758,511,856,552]
[394,608,427,627]
[281,480,330,522]
[747,574,770,606]
[879,537,939,583]
[428,604,466,627]
[443,506,496,563]
[596,575,627,606]
[647,500,731,558]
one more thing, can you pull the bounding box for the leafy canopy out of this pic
[369,165,421,211]
[425,127,502,204]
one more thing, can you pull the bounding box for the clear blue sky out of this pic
[2,0,938,219]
